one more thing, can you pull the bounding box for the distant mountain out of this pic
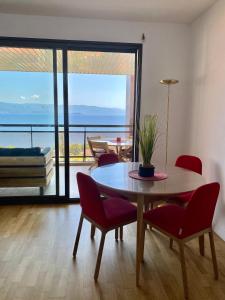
[0,102,125,116]
[67,105,125,116]
[0,102,53,114]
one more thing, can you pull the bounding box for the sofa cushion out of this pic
[0,147,42,157]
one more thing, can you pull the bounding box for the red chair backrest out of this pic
[76,172,106,221]
[181,182,220,237]
[98,153,119,167]
[175,155,202,175]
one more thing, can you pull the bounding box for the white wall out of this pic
[190,0,225,239]
[0,13,191,166]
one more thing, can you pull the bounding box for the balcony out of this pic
[0,123,132,162]
[0,123,133,198]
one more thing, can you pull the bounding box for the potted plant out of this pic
[139,114,158,177]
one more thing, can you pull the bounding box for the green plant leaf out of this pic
[139,114,159,166]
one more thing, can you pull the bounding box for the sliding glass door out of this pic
[66,50,136,198]
[0,38,142,203]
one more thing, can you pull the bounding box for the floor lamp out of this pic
[160,79,179,166]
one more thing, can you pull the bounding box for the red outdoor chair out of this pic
[138,182,220,299]
[73,172,137,280]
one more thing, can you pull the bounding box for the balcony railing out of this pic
[0,124,133,162]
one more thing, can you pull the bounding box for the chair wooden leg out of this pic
[209,231,219,280]
[94,231,106,281]
[91,224,96,239]
[88,163,94,170]
[199,235,205,256]
[144,198,154,230]
[115,228,118,241]
[144,201,150,212]
[73,213,84,257]
[140,223,146,262]
[119,226,123,241]
[170,238,173,249]
[88,161,98,170]
[149,203,154,230]
[178,241,189,299]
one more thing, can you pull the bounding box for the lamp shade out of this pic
[160,79,179,85]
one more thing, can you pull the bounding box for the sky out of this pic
[0,71,127,109]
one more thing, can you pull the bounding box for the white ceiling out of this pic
[0,0,217,24]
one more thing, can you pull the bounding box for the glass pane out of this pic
[0,47,56,197]
[67,50,135,198]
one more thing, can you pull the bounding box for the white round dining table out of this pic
[91,162,206,285]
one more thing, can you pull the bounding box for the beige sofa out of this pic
[0,147,54,195]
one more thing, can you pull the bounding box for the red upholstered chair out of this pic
[171,155,202,205]
[176,155,202,174]
[92,153,126,240]
[168,155,203,250]
[138,182,220,299]
[97,153,122,200]
[73,172,137,280]
[98,153,119,166]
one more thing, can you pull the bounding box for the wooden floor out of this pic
[0,205,225,300]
